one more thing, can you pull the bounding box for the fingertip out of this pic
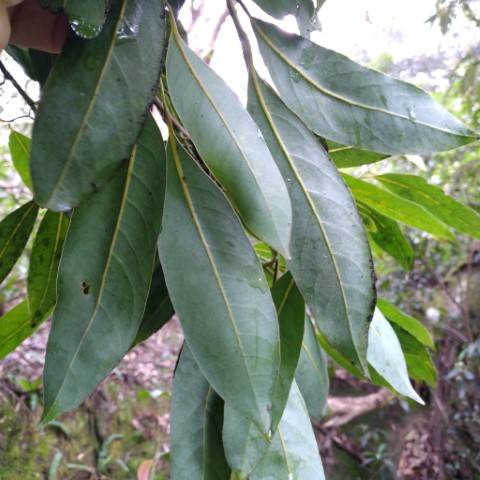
[51,13,69,53]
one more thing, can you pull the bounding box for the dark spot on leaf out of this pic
[82,281,91,295]
[91,182,100,193]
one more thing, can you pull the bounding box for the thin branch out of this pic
[0,60,37,112]
[203,8,230,65]
[154,96,190,139]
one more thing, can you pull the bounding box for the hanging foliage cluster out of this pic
[1,0,479,478]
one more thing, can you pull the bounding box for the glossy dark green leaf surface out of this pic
[377,298,434,349]
[166,28,292,256]
[28,211,69,327]
[392,325,437,387]
[376,173,480,239]
[171,345,230,480]
[42,117,166,424]
[344,174,457,241]
[131,262,174,347]
[248,76,374,373]
[0,301,49,359]
[250,381,325,480]
[253,18,476,155]
[158,143,280,435]
[295,317,329,419]
[223,273,304,476]
[39,0,110,38]
[30,0,165,211]
[9,130,32,191]
[359,203,414,270]
[0,201,38,285]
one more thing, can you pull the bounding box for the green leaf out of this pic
[250,381,325,480]
[171,345,230,480]
[166,26,292,256]
[223,406,270,478]
[367,309,424,404]
[252,18,477,154]
[130,261,174,347]
[42,116,166,424]
[392,325,437,387]
[158,143,280,435]
[250,0,321,37]
[9,130,32,191]
[250,0,314,19]
[344,174,457,241]
[39,0,109,38]
[28,211,69,327]
[376,173,480,239]
[377,298,434,349]
[327,141,389,168]
[6,46,56,86]
[358,203,414,270]
[248,76,375,373]
[0,301,50,359]
[30,0,166,211]
[295,317,329,419]
[222,273,304,476]
[0,201,39,285]
[270,272,304,426]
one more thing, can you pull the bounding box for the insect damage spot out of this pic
[81,281,91,295]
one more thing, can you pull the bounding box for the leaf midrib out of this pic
[378,175,480,231]
[253,20,468,137]
[44,144,137,419]
[170,142,264,429]
[0,202,36,259]
[46,0,128,205]
[170,31,285,249]
[251,74,358,363]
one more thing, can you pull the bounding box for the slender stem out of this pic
[154,96,189,139]
[226,0,253,70]
[0,60,37,112]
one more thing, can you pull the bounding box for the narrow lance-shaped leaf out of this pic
[222,272,304,476]
[130,261,174,348]
[376,173,480,239]
[171,345,230,480]
[9,130,32,191]
[327,141,389,169]
[0,201,38,285]
[295,316,329,419]
[166,21,292,256]
[367,309,424,404]
[248,75,375,373]
[358,202,414,270]
[344,174,457,241]
[31,0,165,211]
[42,116,166,424]
[252,18,477,155]
[39,0,110,38]
[28,211,69,327]
[377,298,434,349]
[392,325,437,387]
[0,301,51,360]
[158,143,281,435]
[250,381,325,480]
